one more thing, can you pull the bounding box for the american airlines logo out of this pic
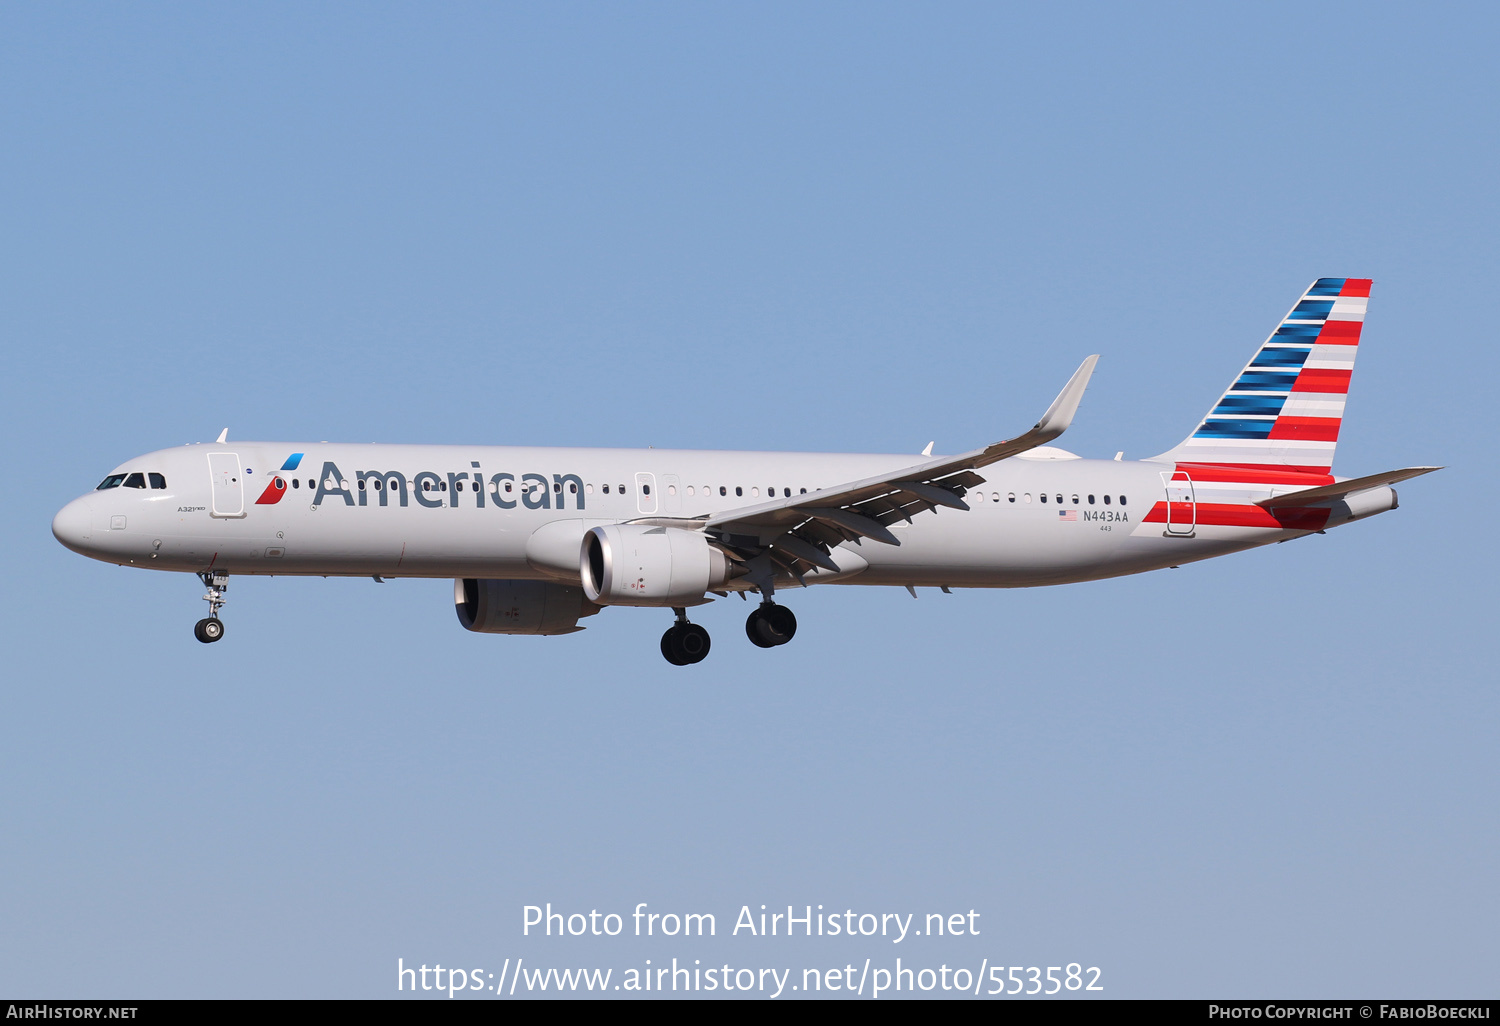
[258,456,587,511]
[254,453,303,505]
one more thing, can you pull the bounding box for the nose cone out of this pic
[52,496,94,553]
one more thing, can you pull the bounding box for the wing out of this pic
[698,356,1099,578]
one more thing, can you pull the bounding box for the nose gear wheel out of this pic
[194,572,229,644]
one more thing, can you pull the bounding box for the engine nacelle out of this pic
[454,578,600,635]
[581,524,732,607]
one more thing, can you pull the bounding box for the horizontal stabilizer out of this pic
[1256,466,1442,508]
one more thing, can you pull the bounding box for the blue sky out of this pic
[1,2,1495,998]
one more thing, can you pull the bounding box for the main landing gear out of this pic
[658,599,798,664]
[194,571,228,644]
[661,608,711,665]
[746,601,796,649]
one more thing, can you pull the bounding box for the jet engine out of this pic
[454,578,601,635]
[581,524,736,607]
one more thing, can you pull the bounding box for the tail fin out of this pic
[1154,278,1371,475]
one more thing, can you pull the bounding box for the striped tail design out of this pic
[1155,278,1371,475]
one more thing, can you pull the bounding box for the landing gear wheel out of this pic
[746,610,775,648]
[746,604,797,647]
[195,572,229,643]
[661,626,686,665]
[660,623,711,665]
[677,623,710,663]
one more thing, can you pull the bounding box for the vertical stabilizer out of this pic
[1154,278,1371,475]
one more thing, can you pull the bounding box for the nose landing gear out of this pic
[746,602,796,648]
[195,571,228,643]
[661,607,711,665]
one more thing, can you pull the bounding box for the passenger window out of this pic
[1024,493,1032,503]
[96,474,126,490]
[720,486,727,496]
[1072,494,1079,504]
[620,485,627,494]
[292,479,300,489]
[991,492,1000,502]
[308,479,315,489]
[1008,492,1016,503]
[124,473,146,489]
[735,487,743,496]
[1040,493,1048,503]
[751,487,760,497]
[358,480,366,490]
[686,486,694,496]
[149,473,167,489]
[1056,494,1063,504]
[1120,494,1127,506]
[570,482,578,494]
[1104,494,1111,504]
[586,484,594,494]
[1088,494,1095,504]
[602,484,609,494]
[800,488,807,494]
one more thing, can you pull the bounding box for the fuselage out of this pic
[51,440,1391,591]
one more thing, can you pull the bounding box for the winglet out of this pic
[216,428,228,444]
[1034,355,1098,442]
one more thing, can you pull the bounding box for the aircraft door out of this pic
[208,452,247,518]
[1161,470,1195,536]
[635,472,658,515]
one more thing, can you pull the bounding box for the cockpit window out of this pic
[124,473,147,488]
[148,472,167,489]
[97,474,126,490]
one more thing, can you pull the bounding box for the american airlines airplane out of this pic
[52,278,1436,664]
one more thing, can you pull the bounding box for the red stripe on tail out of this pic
[1268,417,1342,442]
[1317,320,1363,344]
[1292,369,1352,393]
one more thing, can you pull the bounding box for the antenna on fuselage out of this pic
[215,428,228,444]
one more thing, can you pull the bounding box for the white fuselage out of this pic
[51,440,1384,591]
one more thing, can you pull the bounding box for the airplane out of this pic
[52,278,1438,664]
